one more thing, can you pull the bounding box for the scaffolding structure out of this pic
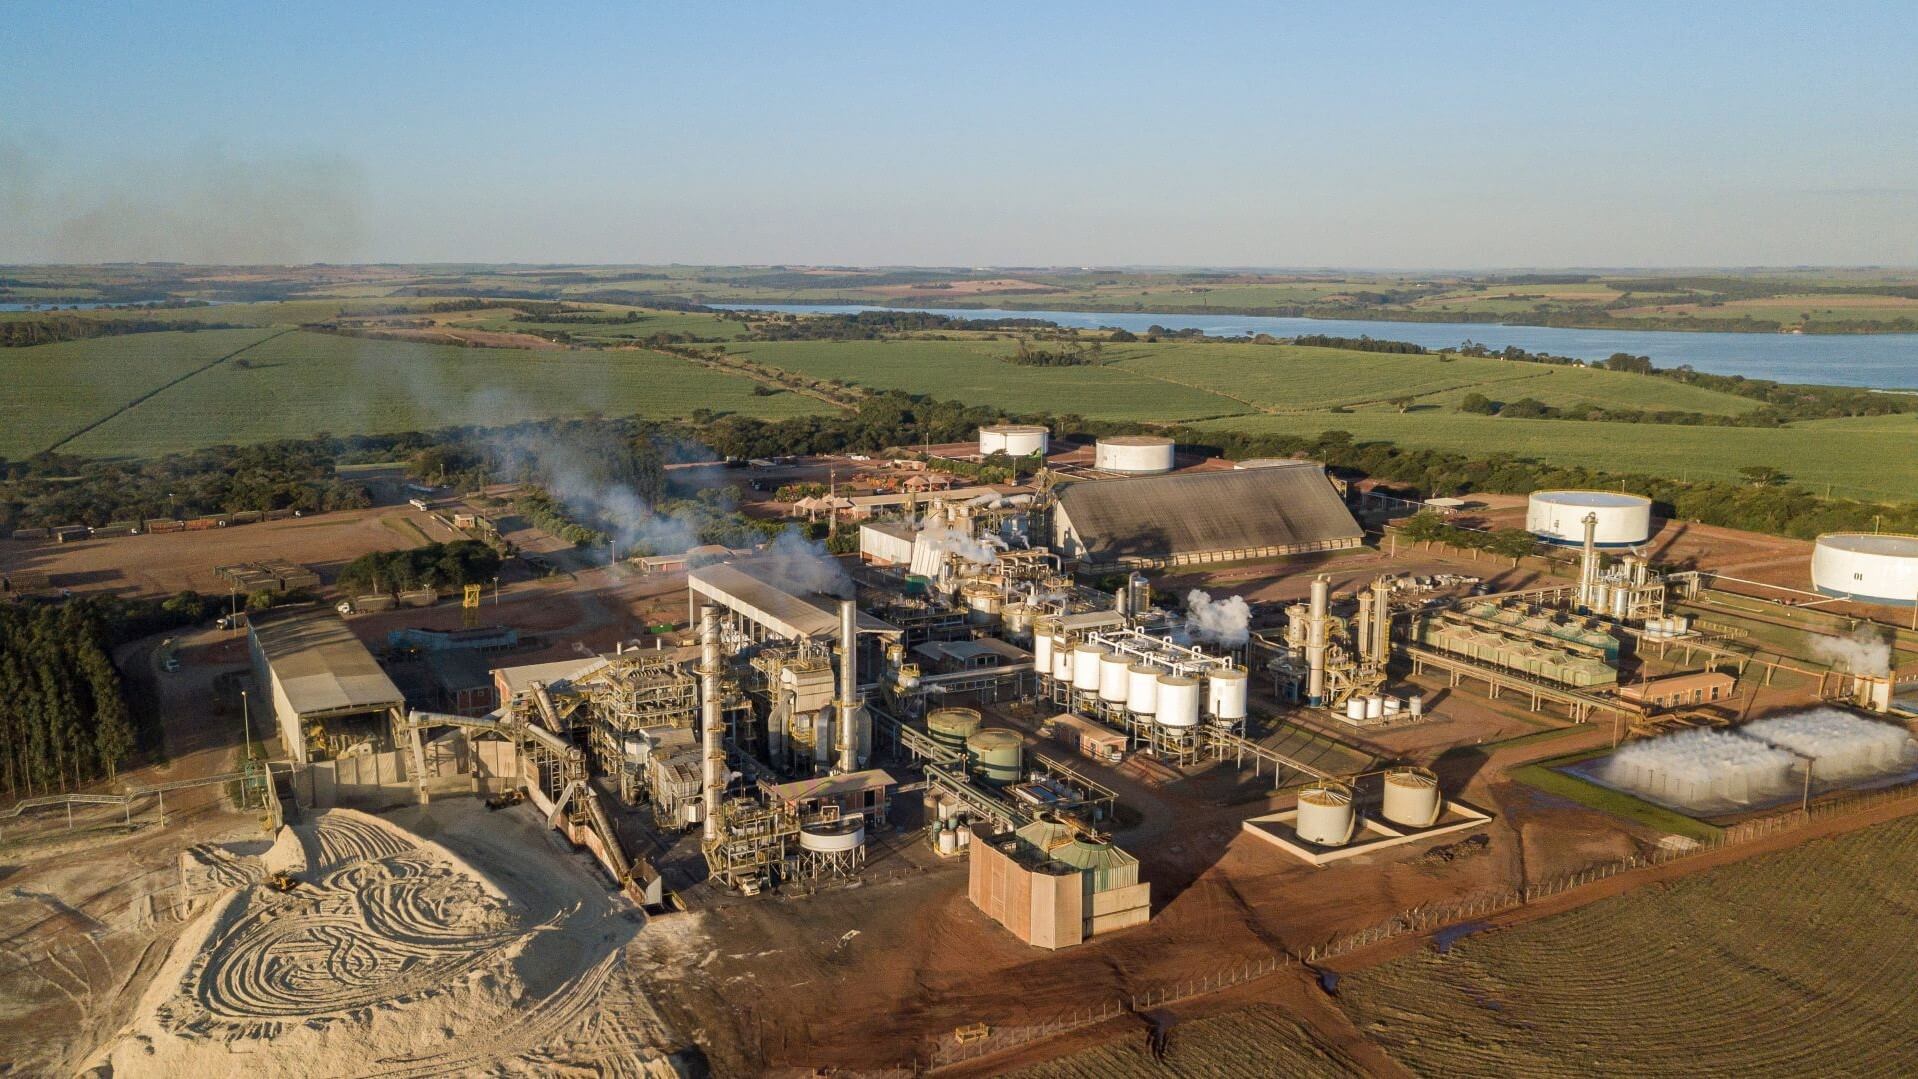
[701,798,801,893]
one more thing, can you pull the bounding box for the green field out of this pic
[722,339,1252,421]
[18,331,826,458]
[1336,814,1918,1076]
[0,328,281,456]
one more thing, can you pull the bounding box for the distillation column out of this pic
[835,599,860,775]
[1577,513,1600,611]
[1306,575,1330,705]
[699,604,723,844]
[1371,576,1393,662]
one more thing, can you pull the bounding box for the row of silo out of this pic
[1294,767,1444,847]
[1040,631,1246,732]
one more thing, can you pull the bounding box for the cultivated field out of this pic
[1009,1004,1359,1078]
[39,331,827,458]
[1335,814,1918,1076]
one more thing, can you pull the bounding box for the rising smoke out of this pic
[1809,627,1893,676]
[1182,589,1252,647]
[753,529,853,597]
[916,519,1004,566]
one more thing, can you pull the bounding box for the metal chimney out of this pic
[698,605,723,843]
[835,599,860,774]
[1577,513,1600,611]
[1306,575,1330,705]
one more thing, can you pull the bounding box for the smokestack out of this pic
[699,605,723,843]
[1371,576,1393,662]
[1355,591,1375,663]
[836,598,859,774]
[1306,576,1330,705]
[1578,513,1599,611]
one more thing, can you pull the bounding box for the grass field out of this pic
[46,331,827,458]
[722,339,1252,421]
[1336,814,1918,1075]
[0,328,280,456]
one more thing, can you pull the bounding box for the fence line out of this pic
[927,777,1918,1071]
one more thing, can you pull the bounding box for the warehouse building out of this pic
[968,818,1150,949]
[1051,461,1363,570]
[248,609,406,766]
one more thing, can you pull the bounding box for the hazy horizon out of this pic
[4,1,1915,268]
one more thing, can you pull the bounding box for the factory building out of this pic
[1526,490,1654,548]
[1621,670,1737,709]
[968,818,1149,949]
[1051,462,1363,570]
[248,608,407,766]
[1812,533,1918,606]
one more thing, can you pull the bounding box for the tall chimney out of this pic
[1306,576,1330,705]
[836,599,860,774]
[1371,576,1393,662]
[698,605,723,843]
[1577,513,1599,611]
[1355,591,1375,663]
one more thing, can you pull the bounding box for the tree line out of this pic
[337,541,501,595]
[0,315,246,348]
[0,602,135,796]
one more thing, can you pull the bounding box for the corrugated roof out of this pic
[690,559,895,640]
[251,609,404,718]
[1055,462,1360,563]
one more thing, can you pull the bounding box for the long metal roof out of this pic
[251,609,404,718]
[1055,461,1361,562]
[689,559,896,640]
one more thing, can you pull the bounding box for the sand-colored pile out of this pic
[91,805,678,1077]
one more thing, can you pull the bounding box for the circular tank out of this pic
[1206,666,1249,722]
[1365,695,1385,720]
[1052,642,1075,680]
[962,581,1004,625]
[1094,435,1176,474]
[1072,644,1108,692]
[1345,698,1366,721]
[1098,652,1131,702]
[1811,533,1918,606]
[1126,664,1161,715]
[1526,490,1653,548]
[927,708,983,754]
[1381,767,1442,828]
[1002,602,1035,639]
[798,818,865,853]
[1383,696,1402,716]
[937,829,958,855]
[1155,675,1201,727]
[1295,782,1357,847]
[956,824,972,849]
[1032,629,1054,674]
[965,728,1025,786]
[1409,694,1424,717]
[979,423,1050,458]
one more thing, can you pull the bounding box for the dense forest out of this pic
[0,315,245,347]
[336,541,501,594]
[0,441,373,531]
[0,602,135,795]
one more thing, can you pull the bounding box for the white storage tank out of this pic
[1155,675,1201,727]
[1526,490,1653,548]
[1072,644,1108,692]
[1345,698,1366,721]
[1295,782,1357,847]
[1032,628,1054,675]
[1206,666,1249,722]
[979,423,1050,458]
[1811,533,1918,607]
[1364,695,1385,720]
[1126,664,1161,715]
[1381,766,1442,828]
[1052,642,1075,681]
[1094,435,1176,475]
[1099,652,1132,703]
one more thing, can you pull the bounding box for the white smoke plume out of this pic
[752,529,854,598]
[1183,589,1252,647]
[917,520,1004,566]
[1809,627,1893,676]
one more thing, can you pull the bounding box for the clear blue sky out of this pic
[3,1,1914,266]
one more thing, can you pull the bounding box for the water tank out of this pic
[1126,664,1161,715]
[1526,490,1653,548]
[1295,782,1357,847]
[1052,642,1075,681]
[1032,628,1054,674]
[1381,766,1442,828]
[962,580,1003,625]
[1155,675,1201,727]
[1811,533,1918,606]
[1072,644,1108,692]
[927,708,983,754]
[979,423,1049,458]
[1365,695,1385,720]
[1098,652,1131,702]
[1206,666,1249,722]
[1382,696,1402,716]
[965,728,1025,786]
[1346,698,1366,721]
[798,818,866,853]
[937,828,958,855]
[1409,694,1424,717]
[1094,435,1176,475]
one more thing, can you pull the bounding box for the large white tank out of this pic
[1295,782,1357,847]
[1072,644,1108,692]
[979,423,1049,458]
[1098,652,1131,702]
[798,818,866,853]
[1526,490,1653,548]
[1155,675,1201,727]
[1126,664,1160,715]
[1094,435,1176,474]
[1381,767,1442,828]
[1032,629,1054,675]
[1052,642,1075,680]
[1811,533,1918,606]
[1206,666,1249,722]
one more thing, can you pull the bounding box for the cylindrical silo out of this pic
[1206,666,1249,722]
[1364,695,1384,720]
[1002,602,1035,640]
[1811,533,1918,606]
[927,708,983,756]
[1525,490,1653,548]
[1052,642,1075,681]
[965,728,1025,786]
[1126,663,1161,715]
[1072,644,1107,693]
[1032,628,1054,676]
[1099,652,1131,703]
[979,423,1049,458]
[1295,782,1357,847]
[1094,435,1176,475]
[1381,766,1442,828]
[1155,675,1201,727]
